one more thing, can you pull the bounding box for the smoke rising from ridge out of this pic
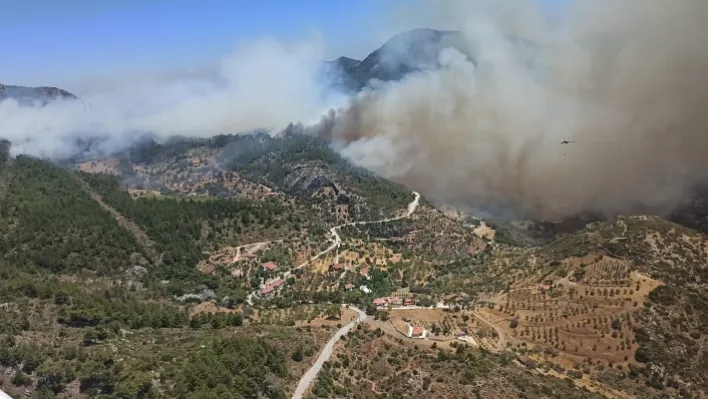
[316,0,708,220]
[2,33,345,159]
[4,1,708,221]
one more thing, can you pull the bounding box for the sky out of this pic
[1,0,567,91]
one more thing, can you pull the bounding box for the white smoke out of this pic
[2,32,345,159]
[5,0,708,221]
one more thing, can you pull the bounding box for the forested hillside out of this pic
[0,156,143,275]
[2,131,707,399]
[0,155,330,399]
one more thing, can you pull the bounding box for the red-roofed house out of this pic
[404,298,415,306]
[332,263,345,271]
[344,283,355,291]
[262,262,277,271]
[409,326,426,338]
[258,279,285,297]
[373,297,388,306]
[389,297,403,305]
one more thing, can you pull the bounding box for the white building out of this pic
[407,325,427,339]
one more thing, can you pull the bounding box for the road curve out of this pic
[292,306,367,399]
[471,310,507,349]
[247,192,420,305]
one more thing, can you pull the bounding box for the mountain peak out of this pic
[326,56,361,72]
[332,28,467,92]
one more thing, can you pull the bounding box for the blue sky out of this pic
[1,0,567,88]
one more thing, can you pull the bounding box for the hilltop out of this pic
[0,83,78,106]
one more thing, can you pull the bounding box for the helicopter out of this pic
[560,140,575,144]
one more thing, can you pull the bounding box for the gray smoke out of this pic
[4,0,708,221]
[312,0,708,220]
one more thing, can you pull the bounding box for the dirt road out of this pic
[247,192,420,305]
[472,310,508,350]
[292,306,367,399]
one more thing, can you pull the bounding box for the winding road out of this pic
[287,192,421,398]
[292,305,367,399]
[246,191,420,305]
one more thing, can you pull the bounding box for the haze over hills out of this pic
[324,28,470,93]
[8,0,708,226]
[0,82,78,106]
[3,23,708,230]
[1,28,467,108]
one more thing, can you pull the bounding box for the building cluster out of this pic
[372,296,416,307]
[443,292,470,305]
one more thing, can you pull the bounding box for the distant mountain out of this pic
[326,28,539,93]
[0,82,78,106]
[321,56,361,94]
[327,28,469,92]
[326,56,361,74]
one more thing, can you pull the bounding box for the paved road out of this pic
[247,192,420,305]
[289,193,422,398]
[292,306,367,399]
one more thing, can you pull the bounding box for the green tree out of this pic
[292,347,304,362]
[12,370,32,387]
[325,304,341,320]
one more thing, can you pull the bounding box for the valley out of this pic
[2,131,706,399]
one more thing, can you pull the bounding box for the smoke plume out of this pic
[5,0,708,221]
[2,33,345,159]
[316,0,708,220]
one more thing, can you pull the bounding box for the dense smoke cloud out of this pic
[5,0,708,221]
[316,0,708,220]
[2,33,344,159]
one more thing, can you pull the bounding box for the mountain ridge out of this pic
[325,28,470,92]
[1,28,468,107]
[0,82,78,105]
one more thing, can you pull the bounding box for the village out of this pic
[197,228,664,395]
